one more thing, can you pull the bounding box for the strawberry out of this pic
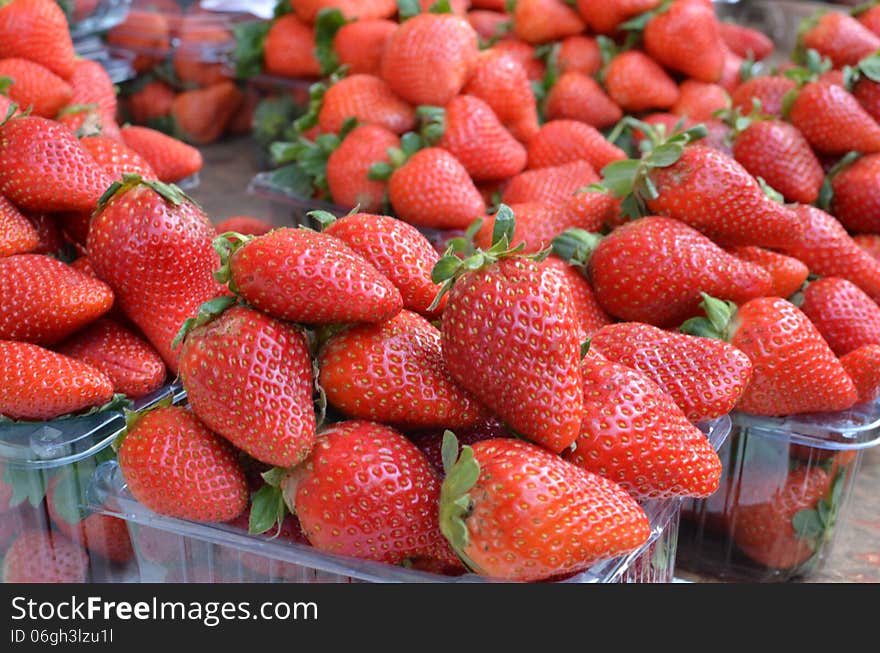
[727,246,809,299]
[590,322,753,423]
[318,74,417,135]
[718,43,745,94]
[57,104,121,141]
[730,118,824,205]
[320,211,447,317]
[67,58,117,128]
[421,94,526,181]
[56,318,166,398]
[280,420,457,566]
[682,295,857,416]
[177,301,316,468]
[801,11,880,69]
[541,255,612,339]
[172,15,234,87]
[557,35,602,76]
[840,344,880,404]
[436,226,583,453]
[604,50,681,113]
[718,21,774,61]
[468,10,511,44]
[643,0,725,83]
[318,310,484,428]
[407,417,509,475]
[788,81,880,155]
[0,340,114,420]
[118,405,248,522]
[386,146,487,229]
[2,530,88,583]
[730,75,797,117]
[332,18,397,77]
[217,227,402,325]
[289,0,396,22]
[462,49,540,142]
[830,153,880,233]
[0,57,71,117]
[854,233,880,261]
[852,72,880,124]
[26,212,65,255]
[439,435,651,581]
[0,194,38,257]
[512,0,585,44]
[733,466,833,570]
[105,8,171,74]
[558,216,771,327]
[214,215,274,236]
[123,80,175,126]
[576,0,660,35]
[526,120,626,171]
[0,0,76,80]
[491,39,545,81]
[325,123,399,212]
[170,81,244,145]
[120,125,204,183]
[81,135,157,181]
[672,80,730,122]
[501,160,598,206]
[798,277,880,357]
[263,13,321,78]
[380,13,479,107]
[87,177,226,374]
[544,71,623,130]
[780,204,880,303]
[0,254,113,345]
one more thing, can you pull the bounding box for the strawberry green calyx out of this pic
[50,450,115,526]
[113,394,174,453]
[619,0,672,32]
[292,76,336,134]
[232,20,272,79]
[843,52,880,89]
[817,151,862,210]
[0,76,14,96]
[397,0,452,21]
[550,228,603,268]
[367,131,425,181]
[249,473,290,536]
[2,463,52,510]
[792,468,846,565]
[787,47,832,84]
[532,42,561,104]
[171,295,239,351]
[270,117,357,193]
[212,232,254,290]
[680,293,738,341]
[96,173,194,213]
[416,106,446,145]
[438,431,482,574]
[314,8,349,76]
[56,103,99,118]
[306,205,359,230]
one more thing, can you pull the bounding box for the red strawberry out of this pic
[788,81,880,155]
[120,125,204,183]
[0,340,113,420]
[830,153,880,233]
[118,405,248,522]
[318,310,484,429]
[0,0,76,80]
[81,135,157,181]
[321,211,447,317]
[177,302,316,468]
[423,94,526,181]
[512,0,585,44]
[542,256,613,339]
[566,216,771,327]
[801,11,880,69]
[840,344,880,404]
[576,0,660,35]
[170,81,244,146]
[67,58,117,127]
[289,0,396,23]
[468,10,510,43]
[123,80,175,126]
[527,120,626,171]
[491,38,545,80]
[172,14,235,88]
[727,246,809,299]
[215,215,273,236]
[798,277,880,357]
[854,233,880,261]
[438,242,583,453]
[318,74,416,135]
[332,19,397,77]
[219,227,402,325]
[407,417,509,475]
[643,0,725,83]
[263,13,320,78]
[733,466,833,570]
[544,71,623,130]
[590,322,753,423]
[730,75,797,117]
[387,147,487,229]
[87,177,226,374]
[852,73,880,123]
[501,160,598,206]
[0,115,111,212]
[0,254,113,345]
[684,296,857,416]
[56,318,166,398]
[0,194,38,257]
[672,80,730,122]
[26,212,65,255]
[2,530,88,583]
[281,420,457,567]
[719,21,774,61]
[718,43,745,94]
[439,435,651,581]
[858,4,880,36]
[0,57,71,118]
[105,8,171,74]
[604,50,681,113]
[381,13,479,107]
[558,35,602,76]
[326,123,399,213]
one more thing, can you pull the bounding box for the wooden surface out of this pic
[189,137,880,584]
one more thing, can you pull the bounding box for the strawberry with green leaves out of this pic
[800,10,880,69]
[798,277,880,357]
[176,299,316,469]
[730,74,797,117]
[314,10,396,77]
[2,530,88,583]
[439,433,651,581]
[313,74,417,136]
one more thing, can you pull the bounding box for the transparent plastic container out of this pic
[68,0,133,40]
[0,381,185,583]
[74,36,137,84]
[677,401,880,582]
[87,415,730,583]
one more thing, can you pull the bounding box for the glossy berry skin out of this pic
[545,71,623,130]
[727,246,809,299]
[604,51,680,113]
[0,340,114,420]
[319,310,483,429]
[228,228,402,325]
[214,216,273,236]
[719,22,773,60]
[643,0,725,83]
[672,80,730,122]
[527,120,626,172]
[263,13,320,78]
[512,0,585,44]
[120,125,203,183]
[840,345,880,404]
[318,74,416,136]
[541,256,612,340]
[588,216,772,328]
[852,76,880,123]
[564,353,723,499]
[0,57,71,117]
[799,277,880,357]
[0,254,114,346]
[501,160,598,206]
[557,35,602,76]
[445,437,651,581]
[854,234,880,261]
[830,153,880,234]
[407,417,510,475]
[441,257,583,453]
[323,212,446,317]
[80,136,157,181]
[730,75,796,117]
[788,82,880,155]
[731,297,858,416]
[67,58,118,125]
[57,318,166,398]
[591,322,753,423]
[118,406,248,523]
[326,124,399,213]
[281,420,457,567]
[179,305,315,468]
[576,0,660,35]
[333,18,397,77]
[0,0,77,80]
[646,145,805,249]
[801,11,880,69]
[2,530,88,583]
[0,195,38,258]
